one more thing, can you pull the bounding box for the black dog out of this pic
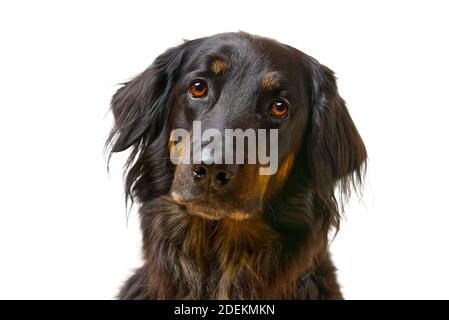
[108,32,366,299]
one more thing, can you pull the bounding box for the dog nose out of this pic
[192,165,208,181]
[192,164,236,188]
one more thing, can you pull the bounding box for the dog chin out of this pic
[191,209,251,221]
[170,192,252,220]
[183,201,253,220]
[189,208,251,221]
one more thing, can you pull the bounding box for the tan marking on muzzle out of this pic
[275,153,295,185]
[168,139,185,159]
[258,173,272,201]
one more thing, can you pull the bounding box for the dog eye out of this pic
[270,100,289,118]
[189,80,208,98]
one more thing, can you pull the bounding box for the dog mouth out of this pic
[170,191,254,220]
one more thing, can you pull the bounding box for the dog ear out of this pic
[305,58,367,198]
[108,43,188,153]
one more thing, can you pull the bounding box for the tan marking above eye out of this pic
[261,72,278,91]
[211,59,226,75]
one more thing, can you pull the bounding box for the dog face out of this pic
[168,34,311,220]
[108,32,366,222]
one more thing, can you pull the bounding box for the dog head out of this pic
[107,32,366,223]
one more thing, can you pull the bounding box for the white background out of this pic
[1,0,448,299]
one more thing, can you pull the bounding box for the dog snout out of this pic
[192,164,238,189]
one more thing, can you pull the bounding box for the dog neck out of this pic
[138,195,329,299]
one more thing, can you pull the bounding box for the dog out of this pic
[107,32,367,299]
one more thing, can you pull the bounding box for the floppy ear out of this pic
[305,58,367,197]
[108,43,188,153]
